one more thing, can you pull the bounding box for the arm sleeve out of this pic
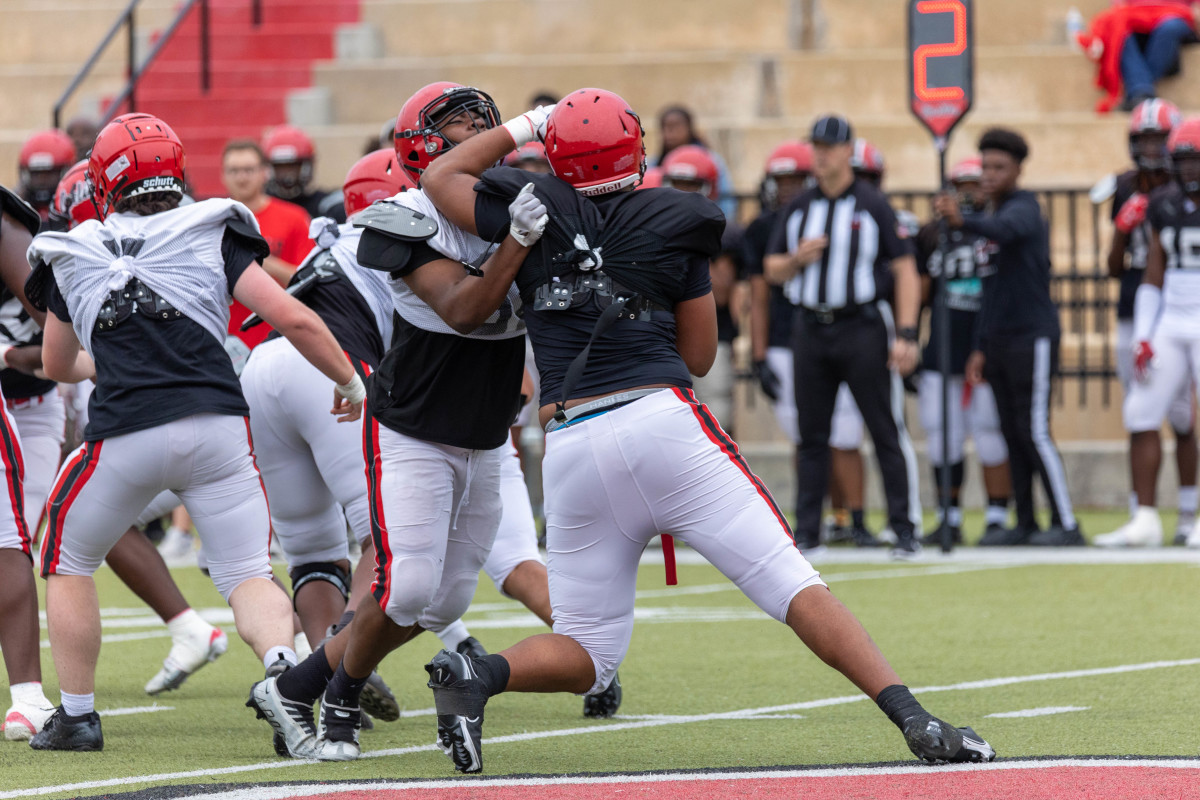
[678,255,713,301]
[45,269,71,323]
[389,239,450,279]
[960,195,1042,244]
[222,228,263,294]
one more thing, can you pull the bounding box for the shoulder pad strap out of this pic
[351,201,438,242]
[225,216,271,261]
[0,186,42,237]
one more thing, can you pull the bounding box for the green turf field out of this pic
[3,509,1200,799]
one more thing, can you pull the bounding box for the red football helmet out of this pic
[1130,99,1182,171]
[544,88,645,196]
[504,141,550,167]
[764,141,813,178]
[88,113,185,219]
[949,156,983,185]
[638,166,664,190]
[49,159,99,230]
[263,125,315,191]
[661,144,720,200]
[1168,117,1200,194]
[343,148,414,217]
[394,82,501,183]
[19,129,77,209]
[850,138,885,182]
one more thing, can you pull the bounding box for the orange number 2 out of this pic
[913,0,967,102]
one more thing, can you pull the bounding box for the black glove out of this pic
[753,360,782,402]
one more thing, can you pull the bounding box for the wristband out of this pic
[897,326,919,343]
[0,345,11,368]
[335,372,366,405]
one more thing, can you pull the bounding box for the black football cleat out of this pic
[426,649,488,774]
[359,671,400,723]
[903,714,995,763]
[28,709,103,752]
[583,672,623,719]
[456,636,489,660]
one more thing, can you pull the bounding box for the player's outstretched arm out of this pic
[232,264,362,421]
[423,106,554,236]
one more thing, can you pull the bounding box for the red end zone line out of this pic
[150,761,1200,800]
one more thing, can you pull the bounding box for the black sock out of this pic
[325,663,369,707]
[850,509,865,529]
[875,684,928,731]
[988,496,1009,510]
[472,654,511,697]
[275,645,333,705]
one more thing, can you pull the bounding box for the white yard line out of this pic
[986,706,1089,718]
[7,657,1200,799]
[98,705,175,718]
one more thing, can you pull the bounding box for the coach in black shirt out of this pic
[766,115,923,558]
[935,128,1080,546]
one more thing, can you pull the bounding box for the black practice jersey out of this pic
[916,222,988,374]
[473,167,721,407]
[45,230,256,441]
[1112,170,1152,320]
[1148,183,1200,272]
[267,274,384,369]
[742,209,795,349]
[0,186,56,398]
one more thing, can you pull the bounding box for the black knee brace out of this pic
[289,561,351,608]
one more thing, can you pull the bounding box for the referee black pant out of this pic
[983,336,1076,532]
[792,304,921,546]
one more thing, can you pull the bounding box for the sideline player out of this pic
[24,112,364,752]
[1119,117,1200,548]
[0,185,57,740]
[250,82,544,762]
[420,87,995,773]
[1097,100,1197,547]
[914,158,1011,545]
[17,130,76,224]
[263,125,346,223]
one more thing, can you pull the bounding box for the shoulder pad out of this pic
[351,201,438,242]
[226,216,271,261]
[0,186,42,237]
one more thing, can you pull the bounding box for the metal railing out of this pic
[735,186,1119,408]
[52,0,266,130]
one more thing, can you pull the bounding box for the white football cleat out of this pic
[145,626,228,694]
[1175,512,1196,546]
[1094,507,1162,548]
[4,698,57,741]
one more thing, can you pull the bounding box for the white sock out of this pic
[10,681,49,707]
[946,506,963,527]
[60,691,94,718]
[1179,486,1198,516]
[436,619,471,653]
[1135,505,1159,522]
[1129,491,1138,517]
[985,504,1008,526]
[165,608,210,639]
[263,646,298,670]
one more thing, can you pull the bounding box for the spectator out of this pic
[655,105,738,218]
[64,116,99,162]
[662,144,742,430]
[221,139,313,346]
[262,125,346,223]
[765,115,923,559]
[1097,99,1196,547]
[935,128,1080,546]
[1075,1,1197,112]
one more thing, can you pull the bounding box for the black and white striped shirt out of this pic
[766,178,912,310]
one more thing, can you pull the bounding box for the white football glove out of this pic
[508,182,548,247]
[501,104,556,147]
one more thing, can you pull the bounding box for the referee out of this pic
[766,115,923,558]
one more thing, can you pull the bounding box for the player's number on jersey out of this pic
[1164,227,1200,270]
[912,0,968,103]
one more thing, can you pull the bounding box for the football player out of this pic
[419,87,995,774]
[17,130,76,224]
[1097,100,1197,547]
[263,125,346,223]
[1118,116,1200,549]
[914,158,1012,545]
[25,112,363,753]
